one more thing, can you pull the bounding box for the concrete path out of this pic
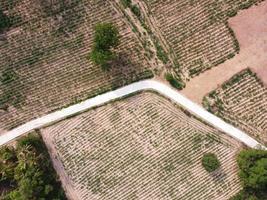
[0,80,265,149]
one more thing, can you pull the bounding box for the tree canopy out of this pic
[0,134,66,200]
[230,149,267,200]
[201,153,220,172]
[89,22,119,70]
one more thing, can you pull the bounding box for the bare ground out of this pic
[41,132,80,200]
[182,1,267,104]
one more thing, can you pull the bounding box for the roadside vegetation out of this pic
[0,133,66,200]
[89,22,119,71]
[165,73,185,90]
[230,149,267,200]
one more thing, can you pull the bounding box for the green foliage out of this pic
[155,42,169,64]
[0,9,12,33]
[89,23,119,70]
[93,23,119,51]
[130,5,141,19]
[120,0,132,8]
[0,147,17,184]
[0,69,18,85]
[0,134,66,200]
[201,153,220,172]
[165,73,185,90]
[229,149,267,200]
[237,149,267,191]
[90,48,115,71]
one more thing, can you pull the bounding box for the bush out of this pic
[202,153,220,172]
[89,23,119,70]
[130,5,141,19]
[165,73,185,90]
[121,0,132,8]
[0,10,11,33]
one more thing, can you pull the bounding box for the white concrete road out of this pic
[0,80,265,149]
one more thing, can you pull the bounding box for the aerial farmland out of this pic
[0,0,266,199]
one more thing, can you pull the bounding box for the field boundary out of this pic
[0,80,265,149]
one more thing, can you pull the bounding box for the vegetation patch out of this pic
[0,9,12,33]
[165,73,185,90]
[43,92,242,200]
[89,22,119,71]
[202,69,267,145]
[202,153,221,172]
[0,133,66,200]
[230,149,267,200]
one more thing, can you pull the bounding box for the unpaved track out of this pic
[0,80,264,149]
[182,1,267,104]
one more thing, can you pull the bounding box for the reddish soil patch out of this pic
[182,1,267,104]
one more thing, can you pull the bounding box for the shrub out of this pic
[0,10,11,33]
[202,153,220,172]
[89,23,119,70]
[0,69,18,85]
[121,0,132,8]
[131,5,141,19]
[165,73,185,90]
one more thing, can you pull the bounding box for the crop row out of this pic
[203,69,267,145]
[0,0,152,130]
[145,0,262,78]
[43,92,242,200]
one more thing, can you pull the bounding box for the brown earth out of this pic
[182,1,267,104]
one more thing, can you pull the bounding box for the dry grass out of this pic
[42,92,242,200]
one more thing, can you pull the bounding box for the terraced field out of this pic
[0,0,152,131]
[42,92,242,200]
[203,69,267,145]
[144,0,263,78]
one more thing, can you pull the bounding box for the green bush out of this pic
[165,73,185,90]
[202,153,220,172]
[0,10,11,33]
[130,5,141,19]
[120,0,132,8]
[0,69,18,85]
[89,22,119,70]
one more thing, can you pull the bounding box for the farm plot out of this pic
[42,92,242,200]
[0,0,152,130]
[203,69,267,145]
[144,0,263,78]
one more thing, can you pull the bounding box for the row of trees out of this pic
[0,134,66,200]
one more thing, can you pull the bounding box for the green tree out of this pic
[229,149,267,200]
[0,134,66,200]
[89,22,119,70]
[237,149,267,191]
[202,153,220,172]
